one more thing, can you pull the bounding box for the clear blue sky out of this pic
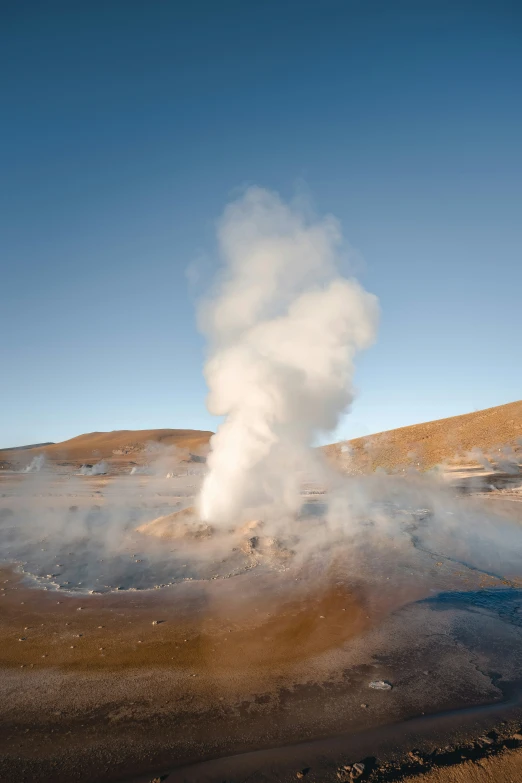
[1,0,521,448]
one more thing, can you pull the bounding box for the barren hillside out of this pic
[3,400,521,475]
[0,429,213,468]
[324,399,522,474]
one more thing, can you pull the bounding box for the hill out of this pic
[2,400,521,475]
[323,399,522,474]
[1,429,213,468]
[0,442,54,452]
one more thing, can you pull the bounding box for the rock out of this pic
[296,768,310,778]
[351,762,365,779]
[511,732,522,741]
[369,680,392,690]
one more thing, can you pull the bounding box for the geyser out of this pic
[198,188,379,525]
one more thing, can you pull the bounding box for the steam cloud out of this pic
[198,188,379,525]
[23,455,45,473]
[80,460,108,476]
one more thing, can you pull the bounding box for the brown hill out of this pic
[0,442,54,453]
[1,429,213,467]
[323,400,522,474]
[2,400,521,475]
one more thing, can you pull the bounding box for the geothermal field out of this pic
[1,192,521,782]
[0,409,522,783]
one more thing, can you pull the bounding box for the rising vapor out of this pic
[198,187,379,525]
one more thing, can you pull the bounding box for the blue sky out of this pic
[1,0,521,448]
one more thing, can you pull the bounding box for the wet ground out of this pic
[0,467,521,782]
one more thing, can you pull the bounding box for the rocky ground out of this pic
[0,454,521,782]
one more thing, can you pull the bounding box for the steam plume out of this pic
[23,455,45,473]
[198,188,379,525]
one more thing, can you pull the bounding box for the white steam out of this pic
[198,188,379,525]
[23,454,45,473]
[79,460,108,476]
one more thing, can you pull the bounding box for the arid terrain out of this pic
[2,400,520,477]
[324,400,522,474]
[0,429,212,473]
[0,402,521,783]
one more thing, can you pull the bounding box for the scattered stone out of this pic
[296,768,310,779]
[360,703,368,708]
[337,766,351,782]
[369,680,392,690]
[18,637,26,641]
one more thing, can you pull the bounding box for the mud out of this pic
[0,470,521,782]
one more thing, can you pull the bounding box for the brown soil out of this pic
[323,400,522,473]
[400,747,522,782]
[135,506,214,540]
[0,565,372,675]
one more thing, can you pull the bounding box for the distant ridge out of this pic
[0,442,54,453]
